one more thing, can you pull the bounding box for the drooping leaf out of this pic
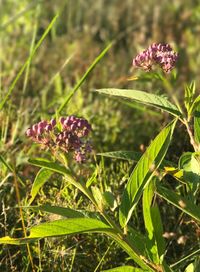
[29,204,86,218]
[28,158,70,175]
[0,218,112,245]
[119,120,177,227]
[29,168,53,204]
[102,266,143,272]
[28,158,93,201]
[156,184,200,222]
[98,151,175,169]
[95,88,182,117]
[98,151,141,162]
[0,218,155,270]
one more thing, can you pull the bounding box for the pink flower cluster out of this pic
[132,43,178,73]
[26,116,92,163]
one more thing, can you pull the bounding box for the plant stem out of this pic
[13,171,35,271]
[183,118,199,152]
[65,173,158,271]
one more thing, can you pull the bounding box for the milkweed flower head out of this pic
[132,43,178,73]
[26,116,92,163]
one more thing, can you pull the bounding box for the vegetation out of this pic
[0,1,200,271]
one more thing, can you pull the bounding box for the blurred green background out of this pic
[1,0,200,271]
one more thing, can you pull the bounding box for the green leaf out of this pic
[57,42,113,114]
[0,218,112,245]
[184,81,196,114]
[95,88,182,117]
[0,14,59,111]
[143,179,164,264]
[188,95,200,116]
[103,191,118,211]
[28,158,95,203]
[86,167,98,188]
[28,158,70,175]
[102,266,143,272]
[29,168,53,204]
[29,204,86,218]
[98,151,141,162]
[98,151,175,169]
[119,120,177,227]
[185,263,195,272]
[194,104,200,144]
[156,184,200,222]
[0,218,155,270]
[180,153,200,182]
[178,152,200,193]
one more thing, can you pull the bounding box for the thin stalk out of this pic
[161,75,184,116]
[0,13,59,111]
[183,118,199,152]
[93,241,114,272]
[65,173,158,271]
[56,42,113,115]
[170,248,200,268]
[13,171,35,271]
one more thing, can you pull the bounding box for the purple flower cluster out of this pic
[26,116,92,163]
[132,43,178,73]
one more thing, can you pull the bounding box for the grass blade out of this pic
[57,42,113,114]
[0,14,59,111]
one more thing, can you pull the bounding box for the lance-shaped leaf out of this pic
[28,158,94,201]
[0,218,112,245]
[119,120,177,227]
[194,104,200,144]
[143,179,165,264]
[0,218,155,271]
[28,204,88,218]
[98,151,175,168]
[156,184,200,222]
[29,168,53,204]
[95,89,182,117]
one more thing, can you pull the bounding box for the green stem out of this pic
[65,173,157,271]
[170,248,200,268]
[161,75,184,116]
[183,118,199,152]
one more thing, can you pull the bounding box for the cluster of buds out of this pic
[132,43,178,73]
[26,116,92,163]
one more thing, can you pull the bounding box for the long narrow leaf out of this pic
[95,89,182,117]
[156,184,200,222]
[194,104,200,144]
[28,158,95,202]
[57,42,113,114]
[0,14,59,111]
[0,218,154,270]
[119,120,177,227]
[29,168,53,204]
[28,204,101,220]
[102,266,143,272]
[98,151,175,168]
